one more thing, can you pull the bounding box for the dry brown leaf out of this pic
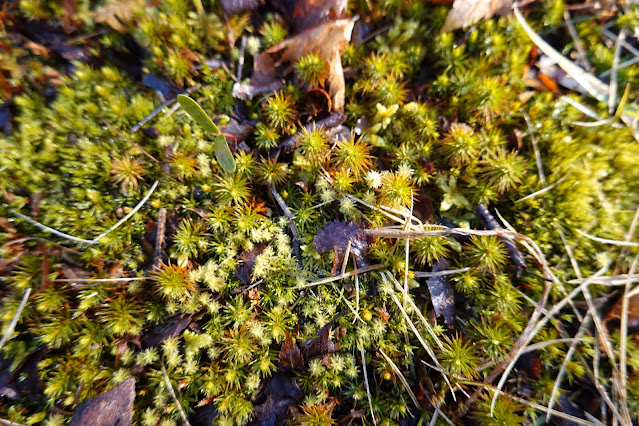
[313,220,369,275]
[253,18,355,111]
[68,377,136,426]
[442,0,513,32]
[92,0,144,32]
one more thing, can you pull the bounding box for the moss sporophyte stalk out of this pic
[2,0,639,425]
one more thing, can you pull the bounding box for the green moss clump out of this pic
[2,1,639,425]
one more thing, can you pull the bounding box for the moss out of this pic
[2,0,639,424]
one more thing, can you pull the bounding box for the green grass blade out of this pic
[178,94,235,172]
[214,134,236,172]
[177,94,220,135]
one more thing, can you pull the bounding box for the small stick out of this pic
[90,180,159,245]
[575,229,639,247]
[54,277,148,283]
[413,267,470,278]
[564,10,592,70]
[270,186,302,267]
[161,359,191,426]
[523,112,546,187]
[0,288,32,352]
[305,264,383,288]
[515,178,564,203]
[153,207,167,270]
[619,255,638,425]
[340,240,352,276]
[546,312,593,420]
[359,346,377,425]
[562,96,606,121]
[0,419,28,426]
[609,30,626,115]
[378,348,420,408]
[11,211,94,245]
[104,121,160,164]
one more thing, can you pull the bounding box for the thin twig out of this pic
[561,96,606,121]
[564,10,592,70]
[161,359,192,426]
[609,30,626,115]
[341,240,352,276]
[575,228,639,247]
[459,381,601,426]
[515,178,564,203]
[54,277,148,283]
[413,267,470,278]
[153,207,167,270]
[305,264,383,287]
[523,112,546,187]
[359,346,377,425]
[90,180,159,245]
[378,348,420,409]
[546,312,592,421]
[270,186,302,267]
[619,255,638,425]
[568,274,639,286]
[0,288,32,352]
[11,212,94,245]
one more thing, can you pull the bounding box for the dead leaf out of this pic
[374,302,390,323]
[68,377,136,426]
[279,331,304,374]
[247,18,355,111]
[426,259,455,328]
[141,314,193,348]
[92,0,144,33]
[607,294,639,331]
[236,243,267,285]
[301,88,332,120]
[441,0,513,32]
[300,324,335,360]
[314,220,369,275]
[250,373,303,426]
[300,310,345,360]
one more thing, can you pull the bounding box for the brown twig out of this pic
[153,207,167,270]
[161,359,191,426]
